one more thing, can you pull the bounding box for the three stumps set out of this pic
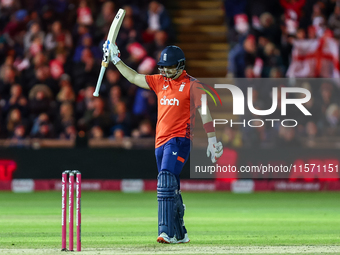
[62,170,81,251]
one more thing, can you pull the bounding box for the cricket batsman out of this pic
[103,41,223,243]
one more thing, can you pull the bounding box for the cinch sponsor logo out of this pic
[160,96,179,106]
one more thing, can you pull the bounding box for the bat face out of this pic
[107,9,126,45]
[102,9,125,65]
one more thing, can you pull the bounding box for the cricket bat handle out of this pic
[93,63,107,97]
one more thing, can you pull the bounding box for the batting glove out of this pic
[102,40,121,65]
[109,42,121,65]
[206,137,223,163]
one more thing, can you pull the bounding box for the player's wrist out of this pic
[112,55,121,65]
[204,121,215,137]
[208,136,217,145]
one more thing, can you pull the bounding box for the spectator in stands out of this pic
[7,124,28,147]
[95,1,115,38]
[107,85,122,113]
[261,42,284,77]
[102,68,129,97]
[78,97,112,136]
[280,0,306,20]
[223,0,247,44]
[304,121,319,139]
[72,48,99,93]
[11,124,26,140]
[116,16,142,53]
[244,65,255,79]
[2,10,29,50]
[54,102,75,139]
[112,100,131,136]
[28,84,55,120]
[131,119,154,138]
[134,86,157,126]
[39,5,56,31]
[307,25,317,39]
[56,83,76,104]
[248,0,282,26]
[73,34,101,62]
[90,125,104,139]
[50,51,70,80]
[77,0,94,26]
[6,108,24,136]
[328,3,340,39]
[30,112,52,137]
[44,21,73,52]
[3,84,28,116]
[49,54,64,80]
[146,30,168,60]
[28,34,44,58]
[30,51,47,71]
[311,2,327,37]
[296,28,306,39]
[143,1,171,43]
[74,24,90,48]
[0,55,14,74]
[324,104,340,135]
[23,22,45,51]
[60,124,77,140]
[0,66,17,99]
[32,120,55,138]
[227,34,257,77]
[59,74,72,90]
[258,13,281,46]
[112,128,125,140]
[319,83,336,117]
[123,5,144,32]
[28,65,58,94]
[276,126,300,147]
[269,67,283,78]
[76,85,95,118]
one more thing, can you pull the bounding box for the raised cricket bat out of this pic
[93,8,126,97]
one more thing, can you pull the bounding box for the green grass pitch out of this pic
[0,191,339,254]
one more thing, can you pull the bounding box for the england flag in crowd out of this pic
[286,36,340,78]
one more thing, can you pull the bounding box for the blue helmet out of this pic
[157,46,185,67]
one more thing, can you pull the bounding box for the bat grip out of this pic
[93,65,107,97]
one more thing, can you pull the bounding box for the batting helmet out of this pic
[157,46,185,67]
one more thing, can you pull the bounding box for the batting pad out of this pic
[157,170,177,237]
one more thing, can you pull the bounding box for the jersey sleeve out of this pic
[190,80,206,109]
[145,75,161,93]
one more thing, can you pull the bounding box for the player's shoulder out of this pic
[145,74,164,90]
[146,74,163,81]
[183,73,204,88]
[182,72,197,82]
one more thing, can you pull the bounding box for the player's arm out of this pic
[198,107,215,138]
[115,61,150,90]
[198,106,223,163]
[105,41,150,90]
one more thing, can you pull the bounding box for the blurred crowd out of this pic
[226,0,340,78]
[224,0,340,148]
[1,0,340,148]
[0,0,172,142]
